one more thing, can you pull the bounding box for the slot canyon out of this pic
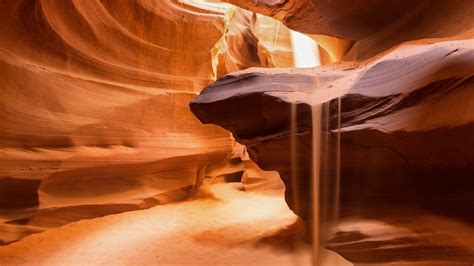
[0,0,473,265]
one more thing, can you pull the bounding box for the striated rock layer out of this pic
[0,0,228,245]
[191,39,474,263]
[0,0,298,245]
[1,0,473,263]
[191,1,474,263]
[222,0,474,60]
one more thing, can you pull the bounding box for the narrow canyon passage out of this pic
[1,0,474,265]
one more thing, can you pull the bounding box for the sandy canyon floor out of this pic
[0,183,350,265]
[1,182,472,265]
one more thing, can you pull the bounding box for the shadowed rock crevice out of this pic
[191,39,474,263]
[1,0,474,264]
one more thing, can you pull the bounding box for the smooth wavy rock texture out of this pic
[224,0,474,60]
[191,39,474,264]
[0,0,297,245]
[1,0,473,264]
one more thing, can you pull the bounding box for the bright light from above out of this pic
[290,30,321,68]
[180,0,234,13]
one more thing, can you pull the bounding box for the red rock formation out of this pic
[1,0,473,264]
[191,37,474,263]
[0,0,228,244]
[0,0,299,245]
[223,0,474,59]
[190,0,474,261]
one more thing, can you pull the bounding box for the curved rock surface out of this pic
[0,0,231,245]
[223,0,474,60]
[0,0,300,245]
[191,38,474,263]
[1,0,473,264]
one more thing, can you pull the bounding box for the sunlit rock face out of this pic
[192,38,474,264]
[191,0,474,263]
[1,0,473,263]
[0,0,296,245]
[0,0,225,244]
[224,0,474,59]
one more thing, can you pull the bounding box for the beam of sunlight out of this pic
[290,30,321,68]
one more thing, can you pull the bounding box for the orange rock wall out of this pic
[0,0,294,245]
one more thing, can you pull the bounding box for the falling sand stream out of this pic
[290,30,342,265]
